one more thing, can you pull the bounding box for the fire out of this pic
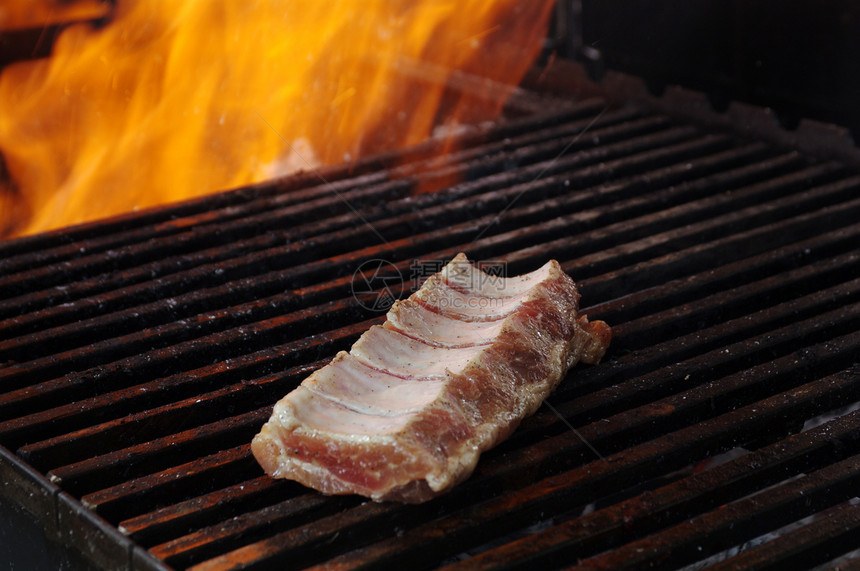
[0,1,553,238]
[0,0,109,31]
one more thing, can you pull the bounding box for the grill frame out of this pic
[1,62,860,570]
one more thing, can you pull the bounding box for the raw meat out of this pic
[251,253,611,502]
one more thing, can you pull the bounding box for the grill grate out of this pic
[1,93,859,570]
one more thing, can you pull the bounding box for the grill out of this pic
[2,49,860,571]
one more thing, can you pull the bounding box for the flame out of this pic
[0,1,553,238]
[0,0,110,31]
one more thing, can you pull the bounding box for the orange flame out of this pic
[0,1,553,238]
[0,0,109,31]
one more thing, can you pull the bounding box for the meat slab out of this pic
[252,253,611,502]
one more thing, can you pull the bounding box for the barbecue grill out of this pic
[2,2,860,569]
